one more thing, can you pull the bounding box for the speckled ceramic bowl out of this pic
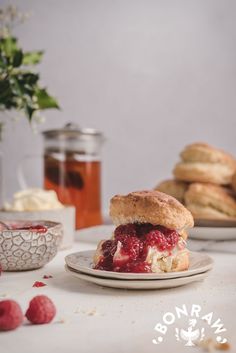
[0,220,63,271]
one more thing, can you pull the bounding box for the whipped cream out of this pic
[4,188,64,211]
[146,237,186,272]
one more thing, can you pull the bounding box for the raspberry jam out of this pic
[11,224,47,233]
[94,223,180,273]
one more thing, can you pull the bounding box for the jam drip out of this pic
[94,223,180,273]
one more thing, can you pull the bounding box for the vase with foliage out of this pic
[0,5,60,205]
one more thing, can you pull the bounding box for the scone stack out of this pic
[155,143,236,220]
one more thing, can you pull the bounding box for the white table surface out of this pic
[1,228,236,353]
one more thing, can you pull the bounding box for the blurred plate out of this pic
[194,218,236,228]
[65,250,213,280]
[65,265,210,290]
[189,219,236,240]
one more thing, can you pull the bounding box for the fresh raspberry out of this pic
[95,240,118,271]
[145,230,167,251]
[114,224,137,240]
[157,227,179,250]
[145,228,179,252]
[166,231,179,250]
[25,295,56,325]
[119,236,142,261]
[101,240,117,257]
[0,300,23,331]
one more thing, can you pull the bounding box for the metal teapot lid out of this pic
[42,123,104,140]
[42,123,104,155]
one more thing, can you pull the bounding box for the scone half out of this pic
[184,183,236,220]
[154,179,188,203]
[93,190,193,274]
[173,143,236,185]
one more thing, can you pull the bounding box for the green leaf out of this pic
[0,80,12,102]
[23,51,44,65]
[12,50,23,67]
[21,73,39,85]
[25,104,35,121]
[35,88,60,110]
[0,37,18,57]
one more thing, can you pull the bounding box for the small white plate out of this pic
[65,250,213,280]
[65,265,210,290]
[189,227,236,241]
[189,219,236,241]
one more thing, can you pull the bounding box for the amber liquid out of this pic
[44,151,102,229]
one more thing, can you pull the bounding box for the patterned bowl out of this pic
[0,220,63,271]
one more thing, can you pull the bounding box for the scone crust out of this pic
[173,162,234,185]
[232,172,236,192]
[181,142,236,167]
[184,183,236,219]
[110,190,194,230]
[155,179,188,203]
[173,143,236,185]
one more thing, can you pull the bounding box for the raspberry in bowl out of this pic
[93,191,194,274]
[0,220,63,271]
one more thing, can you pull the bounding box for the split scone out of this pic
[232,172,236,193]
[184,183,236,219]
[93,190,194,273]
[154,179,188,203]
[173,143,236,185]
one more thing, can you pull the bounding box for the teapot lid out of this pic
[42,123,104,140]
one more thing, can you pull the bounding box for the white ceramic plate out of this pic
[189,219,236,241]
[65,250,213,280]
[65,265,210,290]
[189,227,236,241]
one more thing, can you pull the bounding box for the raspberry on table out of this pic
[0,300,23,331]
[25,295,56,325]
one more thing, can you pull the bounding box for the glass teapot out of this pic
[42,123,105,229]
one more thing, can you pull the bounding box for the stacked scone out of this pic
[93,190,193,273]
[155,143,236,220]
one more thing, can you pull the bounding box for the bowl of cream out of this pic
[1,188,75,249]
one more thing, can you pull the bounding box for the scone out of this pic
[184,183,236,219]
[154,179,188,203]
[173,143,236,185]
[93,190,194,273]
[232,172,236,193]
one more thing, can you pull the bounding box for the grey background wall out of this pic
[1,0,236,212]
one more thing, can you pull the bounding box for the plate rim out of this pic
[65,250,214,280]
[65,265,210,289]
[189,226,236,241]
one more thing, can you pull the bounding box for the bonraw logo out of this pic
[152,304,227,347]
